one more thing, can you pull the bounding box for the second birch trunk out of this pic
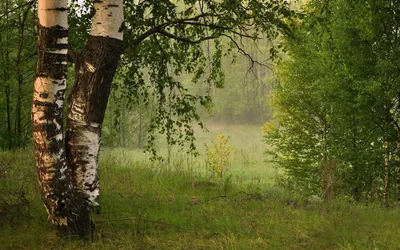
[66,0,124,206]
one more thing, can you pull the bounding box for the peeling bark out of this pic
[66,0,124,206]
[33,0,92,238]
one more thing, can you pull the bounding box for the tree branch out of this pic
[130,13,219,46]
[0,0,35,20]
[221,34,272,70]
[157,30,220,44]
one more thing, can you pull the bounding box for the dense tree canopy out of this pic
[264,0,400,203]
[0,0,36,150]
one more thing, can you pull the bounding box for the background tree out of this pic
[102,75,153,148]
[264,0,400,203]
[0,0,36,151]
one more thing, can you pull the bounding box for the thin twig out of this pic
[0,0,35,20]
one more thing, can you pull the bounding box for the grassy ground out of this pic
[105,124,279,187]
[1,125,400,249]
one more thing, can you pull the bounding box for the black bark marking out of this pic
[39,92,49,99]
[118,21,125,33]
[45,7,68,11]
[36,25,68,79]
[50,43,69,49]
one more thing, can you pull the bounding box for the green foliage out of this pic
[1,0,293,155]
[0,150,34,224]
[67,0,294,159]
[205,132,234,181]
[265,0,400,202]
[102,75,152,148]
[0,0,36,150]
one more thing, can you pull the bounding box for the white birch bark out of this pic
[33,0,69,226]
[67,0,124,207]
[91,0,124,40]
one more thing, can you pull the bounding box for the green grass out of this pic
[105,123,279,187]
[1,125,400,249]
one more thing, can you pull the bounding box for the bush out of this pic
[0,151,33,225]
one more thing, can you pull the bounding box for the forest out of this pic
[1,0,400,249]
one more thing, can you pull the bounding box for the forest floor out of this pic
[1,125,400,249]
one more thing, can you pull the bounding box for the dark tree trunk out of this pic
[4,0,12,150]
[396,132,400,200]
[5,83,12,150]
[384,142,390,208]
[66,36,123,206]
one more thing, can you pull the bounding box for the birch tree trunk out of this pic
[33,0,91,237]
[66,0,124,207]
[384,142,390,208]
[4,0,12,150]
[395,132,400,200]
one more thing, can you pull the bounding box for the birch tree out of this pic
[33,0,123,237]
[33,0,70,228]
[32,0,292,237]
[66,0,124,207]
